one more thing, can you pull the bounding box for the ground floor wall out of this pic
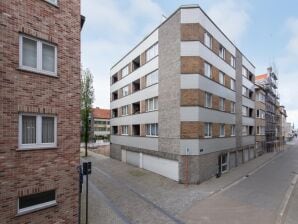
[111,143,257,184]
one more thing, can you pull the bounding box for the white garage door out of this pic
[126,151,140,167]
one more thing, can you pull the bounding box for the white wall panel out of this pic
[242,117,255,126]
[110,111,158,126]
[126,151,140,167]
[242,76,255,90]
[242,96,255,109]
[242,136,255,146]
[242,56,255,74]
[111,135,158,151]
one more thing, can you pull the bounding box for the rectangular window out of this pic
[146,43,158,62]
[204,123,212,138]
[242,106,248,116]
[121,105,129,116]
[204,62,211,78]
[242,66,248,78]
[230,79,235,90]
[231,125,236,136]
[219,72,225,85]
[19,114,56,149]
[256,109,260,118]
[146,123,158,136]
[220,124,225,137]
[204,32,212,48]
[242,86,248,96]
[221,153,228,173]
[45,0,58,5]
[18,190,56,215]
[20,35,57,76]
[121,65,129,77]
[220,98,225,111]
[219,45,225,59]
[256,126,260,135]
[230,56,235,67]
[145,70,158,87]
[122,85,129,97]
[231,102,236,113]
[146,97,158,112]
[205,92,212,108]
[121,125,128,135]
[242,126,248,136]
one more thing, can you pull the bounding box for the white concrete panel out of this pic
[110,111,158,126]
[242,117,255,126]
[242,76,255,90]
[111,57,158,92]
[111,135,158,151]
[121,149,127,162]
[126,151,140,167]
[143,154,179,181]
[181,8,236,56]
[180,107,236,124]
[242,96,255,109]
[242,136,255,146]
[181,41,236,79]
[111,84,158,109]
[180,74,236,101]
[180,137,236,155]
[244,149,249,162]
[111,29,159,75]
[242,56,255,74]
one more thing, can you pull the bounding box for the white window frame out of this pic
[221,153,229,173]
[230,79,235,90]
[219,71,225,85]
[19,35,57,76]
[146,43,158,62]
[220,98,225,111]
[242,106,248,116]
[121,105,129,116]
[231,102,236,113]
[219,45,225,59]
[242,86,248,96]
[230,56,235,67]
[204,62,211,78]
[121,65,129,77]
[146,123,158,137]
[45,0,58,5]
[121,125,128,135]
[146,97,158,112]
[231,125,236,136]
[242,66,248,78]
[220,124,225,137]
[205,92,212,108]
[204,123,212,138]
[204,32,212,48]
[242,125,248,136]
[145,70,158,87]
[18,113,57,150]
[122,85,129,97]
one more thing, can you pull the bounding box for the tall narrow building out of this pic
[110,5,256,184]
[0,0,82,222]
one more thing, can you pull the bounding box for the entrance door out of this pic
[221,153,228,173]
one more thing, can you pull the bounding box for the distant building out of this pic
[255,85,266,154]
[91,107,111,140]
[278,106,287,145]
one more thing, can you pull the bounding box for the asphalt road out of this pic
[180,138,298,224]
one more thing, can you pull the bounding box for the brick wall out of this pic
[0,1,81,223]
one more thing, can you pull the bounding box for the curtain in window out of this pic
[23,37,37,68]
[42,44,55,72]
[42,117,54,143]
[22,116,36,144]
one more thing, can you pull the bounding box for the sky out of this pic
[81,0,298,127]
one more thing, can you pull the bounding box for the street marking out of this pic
[275,174,298,224]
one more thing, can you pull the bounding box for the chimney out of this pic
[267,67,272,74]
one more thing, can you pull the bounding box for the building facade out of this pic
[0,1,82,223]
[91,107,111,140]
[278,106,287,147]
[255,85,266,155]
[110,5,256,184]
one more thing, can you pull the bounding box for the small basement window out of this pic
[132,79,140,92]
[132,56,140,71]
[18,190,56,215]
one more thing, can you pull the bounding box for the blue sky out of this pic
[81,0,298,127]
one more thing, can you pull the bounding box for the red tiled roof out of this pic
[255,73,268,80]
[92,108,110,119]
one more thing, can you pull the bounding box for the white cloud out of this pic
[81,0,163,108]
[207,0,250,45]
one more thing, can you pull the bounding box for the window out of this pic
[242,106,248,116]
[231,102,236,113]
[121,125,128,135]
[256,109,260,118]
[112,108,118,118]
[121,65,129,77]
[20,35,57,76]
[220,98,225,111]
[18,190,56,215]
[242,86,248,96]
[204,32,212,48]
[146,123,158,136]
[132,79,140,92]
[205,92,212,108]
[220,153,228,173]
[112,91,118,101]
[132,56,140,71]
[132,124,140,136]
[231,56,235,67]
[146,97,158,112]
[219,45,225,59]
[204,123,212,138]
[132,102,140,114]
[220,124,225,137]
[204,62,211,78]
[19,114,56,149]
[146,43,158,62]
[45,0,58,5]
[257,92,265,103]
[112,126,118,135]
[112,73,118,84]
[121,105,129,116]
[122,86,129,97]
[242,66,248,78]
[219,72,225,85]
[146,70,158,87]
[230,79,235,90]
[242,126,248,136]
[231,125,236,136]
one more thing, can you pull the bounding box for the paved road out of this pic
[180,139,298,224]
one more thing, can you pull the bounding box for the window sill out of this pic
[18,67,58,78]
[16,201,57,217]
[204,136,212,139]
[17,146,58,151]
[145,135,158,138]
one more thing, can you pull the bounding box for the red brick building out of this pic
[0,0,82,223]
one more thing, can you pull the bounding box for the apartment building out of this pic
[255,85,266,155]
[110,5,256,184]
[256,67,280,152]
[278,106,287,146]
[0,1,82,223]
[91,107,111,140]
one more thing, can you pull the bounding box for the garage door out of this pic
[229,152,236,169]
[126,151,140,167]
[244,149,249,162]
[237,150,243,164]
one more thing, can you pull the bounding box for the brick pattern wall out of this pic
[0,1,81,223]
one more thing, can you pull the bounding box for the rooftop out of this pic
[92,107,111,119]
